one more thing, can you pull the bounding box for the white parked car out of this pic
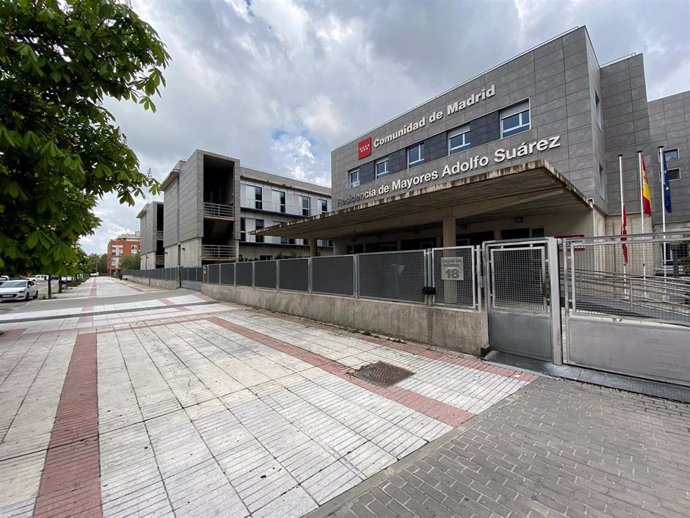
[0,279,39,301]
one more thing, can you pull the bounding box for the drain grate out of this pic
[351,361,414,387]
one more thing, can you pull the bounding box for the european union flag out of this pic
[663,152,672,213]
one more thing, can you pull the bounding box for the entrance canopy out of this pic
[256,160,593,240]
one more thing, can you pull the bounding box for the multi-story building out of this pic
[106,232,140,275]
[136,201,164,269]
[157,149,331,267]
[259,26,689,253]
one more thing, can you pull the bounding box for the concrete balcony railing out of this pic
[156,230,164,241]
[203,202,234,219]
[202,244,235,260]
[155,254,165,266]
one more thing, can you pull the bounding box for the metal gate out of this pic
[562,233,690,386]
[484,238,561,363]
[180,267,202,290]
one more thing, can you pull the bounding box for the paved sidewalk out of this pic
[0,278,534,518]
[313,379,690,518]
[1,278,688,517]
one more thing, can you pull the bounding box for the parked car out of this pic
[0,275,8,285]
[655,260,686,277]
[0,279,38,301]
[32,274,49,281]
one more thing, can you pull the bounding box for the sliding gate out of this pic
[484,238,561,363]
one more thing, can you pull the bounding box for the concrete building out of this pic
[259,27,689,256]
[158,149,331,267]
[106,232,140,275]
[136,201,164,270]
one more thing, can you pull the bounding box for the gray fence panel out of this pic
[236,262,253,286]
[254,261,277,289]
[208,264,220,284]
[432,247,476,308]
[358,250,426,303]
[278,259,309,291]
[220,263,235,285]
[312,256,354,296]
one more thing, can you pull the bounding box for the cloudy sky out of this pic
[80,0,690,254]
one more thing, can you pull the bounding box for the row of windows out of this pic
[246,185,328,215]
[239,218,331,247]
[350,101,530,188]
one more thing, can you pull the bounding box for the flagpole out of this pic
[619,154,626,278]
[638,151,647,280]
[659,146,667,282]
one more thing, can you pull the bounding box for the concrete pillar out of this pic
[309,238,318,257]
[333,239,347,256]
[442,216,456,248]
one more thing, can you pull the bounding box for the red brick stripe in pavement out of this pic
[208,316,474,428]
[33,332,101,518]
[252,309,537,382]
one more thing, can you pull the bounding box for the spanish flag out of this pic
[641,155,652,216]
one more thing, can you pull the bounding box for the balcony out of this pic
[156,230,164,241]
[202,244,235,261]
[203,202,234,219]
[155,254,164,266]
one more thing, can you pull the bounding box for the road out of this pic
[0,277,688,517]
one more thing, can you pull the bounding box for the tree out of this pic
[0,0,169,277]
[120,252,140,270]
[97,253,108,274]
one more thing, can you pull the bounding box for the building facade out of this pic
[106,233,140,275]
[136,201,164,270]
[156,149,331,268]
[259,27,689,254]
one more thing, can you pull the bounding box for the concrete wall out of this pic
[122,275,179,290]
[601,54,653,218]
[649,90,690,228]
[179,152,202,242]
[331,27,600,210]
[202,284,488,355]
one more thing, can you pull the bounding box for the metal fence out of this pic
[358,250,426,303]
[121,267,179,281]
[562,232,690,325]
[180,267,203,283]
[198,249,481,309]
[432,246,480,308]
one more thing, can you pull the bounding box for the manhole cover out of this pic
[351,361,414,387]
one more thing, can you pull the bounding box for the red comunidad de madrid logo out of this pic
[358,137,372,160]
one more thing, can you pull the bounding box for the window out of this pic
[375,158,389,179]
[501,101,530,137]
[254,186,263,210]
[255,219,264,243]
[349,169,360,188]
[280,236,288,245]
[240,218,246,242]
[319,199,328,213]
[595,91,602,128]
[668,169,681,181]
[301,196,310,216]
[664,148,679,161]
[272,190,286,213]
[598,163,607,199]
[407,143,425,167]
[448,125,471,155]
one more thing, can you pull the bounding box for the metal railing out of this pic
[155,254,164,266]
[121,267,179,281]
[562,232,690,326]
[203,202,234,218]
[156,230,164,241]
[202,244,235,260]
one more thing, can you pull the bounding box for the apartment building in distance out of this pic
[106,232,140,275]
[156,149,331,268]
[136,201,164,270]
